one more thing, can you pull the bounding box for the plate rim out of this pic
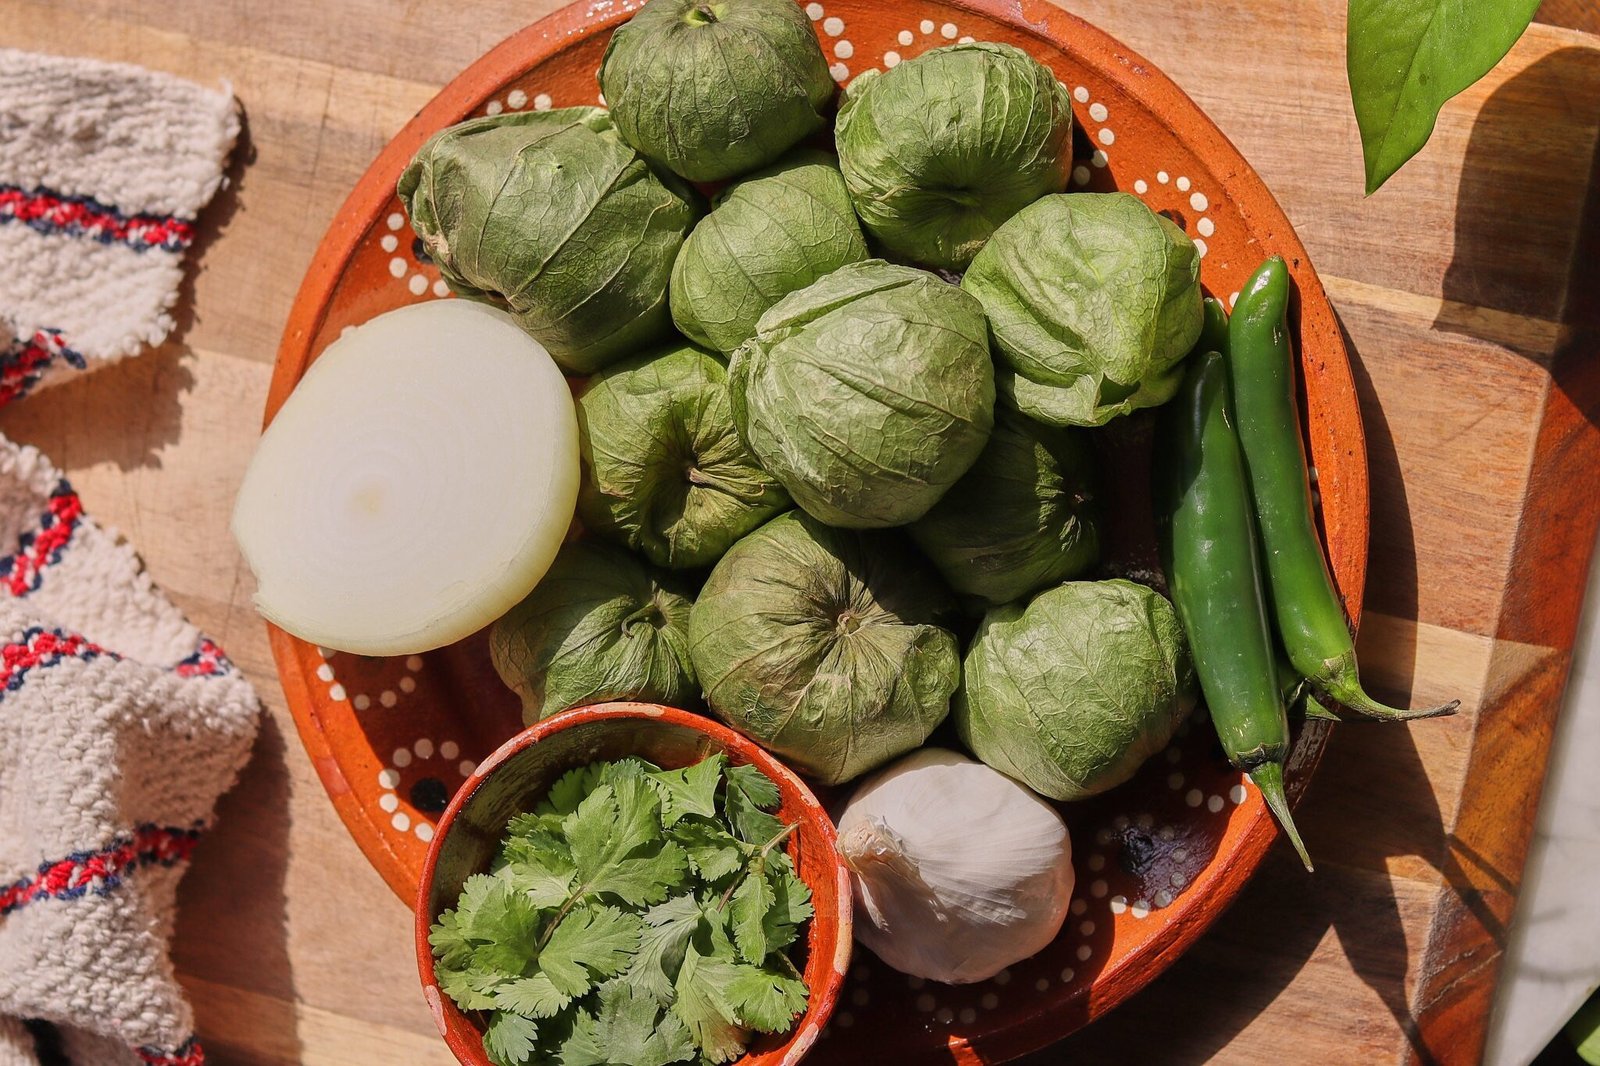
[265,0,1368,1059]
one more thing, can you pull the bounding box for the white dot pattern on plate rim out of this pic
[371,730,473,843]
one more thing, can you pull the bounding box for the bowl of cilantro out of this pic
[416,701,852,1066]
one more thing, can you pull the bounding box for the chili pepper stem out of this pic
[1311,650,1461,721]
[1249,762,1313,872]
[1302,693,1340,721]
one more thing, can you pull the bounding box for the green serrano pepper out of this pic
[1197,294,1229,357]
[1155,350,1312,871]
[1228,258,1458,721]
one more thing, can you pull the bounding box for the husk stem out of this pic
[618,601,662,636]
[685,465,770,503]
[1249,761,1312,872]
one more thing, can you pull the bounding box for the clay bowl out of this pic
[415,702,851,1066]
[268,0,1369,1061]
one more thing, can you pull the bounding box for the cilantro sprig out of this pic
[431,754,813,1066]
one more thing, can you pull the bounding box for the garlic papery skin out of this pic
[836,747,1074,984]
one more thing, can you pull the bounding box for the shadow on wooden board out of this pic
[1406,45,1600,1066]
[1435,46,1600,392]
[171,714,301,1065]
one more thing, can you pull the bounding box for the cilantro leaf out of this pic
[493,973,573,1019]
[595,839,689,907]
[484,1010,539,1066]
[625,894,703,1005]
[675,943,807,1040]
[648,755,725,827]
[541,763,608,817]
[602,756,661,783]
[540,904,643,997]
[671,819,748,884]
[723,766,784,845]
[497,825,576,882]
[498,866,577,910]
[442,758,810,1065]
[722,963,808,1034]
[670,947,749,1065]
[453,876,545,975]
[566,778,658,866]
[559,980,695,1066]
[724,764,779,809]
[729,871,774,965]
[506,810,565,839]
[436,966,504,1012]
[694,893,738,962]
[761,863,813,956]
[429,909,474,971]
[565,776,690,906]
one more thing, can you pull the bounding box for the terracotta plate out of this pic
[266,1,1368,1061]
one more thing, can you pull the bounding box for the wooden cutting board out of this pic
[1,2,1596,1064]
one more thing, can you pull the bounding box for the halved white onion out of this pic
[233,300,579,656]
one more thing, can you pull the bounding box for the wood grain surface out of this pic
[1,2,1597,1064]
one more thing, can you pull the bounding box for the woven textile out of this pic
[0,49,259,1066]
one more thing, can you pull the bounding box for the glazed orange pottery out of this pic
[415,703,851,1066]
[267,0,1370,1061]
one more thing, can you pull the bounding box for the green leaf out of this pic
[649,755,726,826]
[493,973,574,1019]
[626,894,704,1005]
[721,963,808,1034]
[542,763,610,817]
[506,810,565,840]
[670,947,749,1065]
[484,1010,539,1066]
[498,823,574,875]
[559,980,696,1066]
[499,865,578,910]
[602,756,662,783]
[723,766,785,846]
[671,942,803,1045]
[760,862,813,955]
[456,876,545,975]
[1347,0,1540,193]
[1569,988,1600,1065]
[729,871,774,965]
[436,966,505,1012]
[540,904,644,997]
[724,764,779,809]
[429,910,474,971]
[671,818,749,883]
[565,776,690,906]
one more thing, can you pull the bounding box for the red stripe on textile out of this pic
[0,824,201,915]
[0,185,194,252]
[136,1036,206,1066]
[0,483,84,596]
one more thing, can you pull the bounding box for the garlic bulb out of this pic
[836,747,1074,984]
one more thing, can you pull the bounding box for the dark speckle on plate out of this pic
[410,776,450,813]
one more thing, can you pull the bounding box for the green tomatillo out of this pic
[670,148,868,355]
[599,0,838,183]
[834,42,1074,270]
[728,260,995,529]
[399,107,700,375]
[576,342,790,570]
